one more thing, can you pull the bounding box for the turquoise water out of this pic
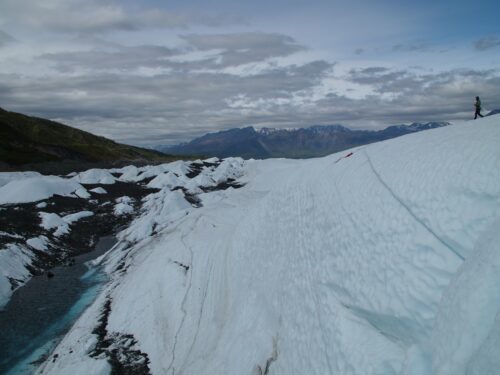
[0,237,115,374]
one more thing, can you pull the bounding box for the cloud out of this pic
[474,36,500,51]
[0,29,16,47]
[180,33,306,67]
[0,53,333,145]
[1,19,499,147]
[346,66,495,97]
[3,63,498,146]
[0,0,244,33]
[352,67,389,75]
[37,32,306,74]
[40,45,179,73]
[337,66,500,124]
[347,67,419,92]
[392,41,429,52]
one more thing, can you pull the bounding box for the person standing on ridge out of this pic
[474,96,484,119]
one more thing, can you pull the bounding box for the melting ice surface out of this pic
[0,237,116,374]
[5,117,500,375]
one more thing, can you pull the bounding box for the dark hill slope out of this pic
[0,108,175,172]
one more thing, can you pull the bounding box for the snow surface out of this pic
[0,231,23,240]
[118,161,193,183]
[115,165,140,181]
[147,172,184,189]
[0,176,84,205]
[26,116,500,374]
[72,169,115,185]
[74,187,91,199]
[428,218,500,375]
[90,187,107,194]
[39,211,94,237]
[26,236,49,251]
[131,166,166,182]
[117,189,191,242]
[114,196,135,216]
[211,157,244,183]
[0,244,33,308]
[162,160,192,176]
[0,171,42,187]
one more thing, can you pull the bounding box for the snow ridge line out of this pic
[363,150,465,261]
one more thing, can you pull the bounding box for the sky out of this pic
[0,0,499,146]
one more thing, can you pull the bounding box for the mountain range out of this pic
[158,122,452,159]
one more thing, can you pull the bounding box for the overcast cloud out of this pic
[474,35,500,51]
[0,0,244,33]
[0,0,499,146]
[0,30,15,47]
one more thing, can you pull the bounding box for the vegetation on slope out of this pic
[0,108,176,170]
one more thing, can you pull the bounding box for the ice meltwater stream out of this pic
[0,236,116,375]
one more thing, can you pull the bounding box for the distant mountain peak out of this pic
[257,124,351,136]
[158,122,451,159]
[257,127,284,135]
[309,124,352,133]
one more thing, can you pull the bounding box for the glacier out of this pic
[5,115,500,374]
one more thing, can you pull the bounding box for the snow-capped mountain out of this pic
[158,122,450,159]
[4,114,492,375]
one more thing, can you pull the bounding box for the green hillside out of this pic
[0,107,175,168]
